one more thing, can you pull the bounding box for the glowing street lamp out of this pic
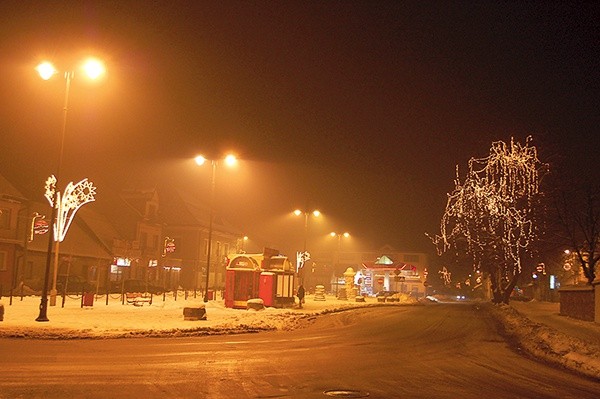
[293,209,321,253]
[35,58,105,322]
[293,209,321,277]
[330,231,350,240]
[239,235,249,252]
[195,153,237,302]
[330,231,350,267]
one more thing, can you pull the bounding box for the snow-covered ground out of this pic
[1,293,599,381]
[0,293,387,339]
[488,301,600,381]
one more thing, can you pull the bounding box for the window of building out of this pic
[140,232,148,249]
[146,203,157,219]
[25,260,33,279]
[0,208,10,230]
[0,251,7,271]
[204,238,209,256]
[216,241,222,257]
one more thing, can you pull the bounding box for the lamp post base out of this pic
[35,297,49,322]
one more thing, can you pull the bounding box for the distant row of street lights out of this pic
[31,56,349,319]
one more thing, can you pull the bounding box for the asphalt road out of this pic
[0,303,598,398]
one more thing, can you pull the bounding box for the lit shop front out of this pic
[359,255,425,297]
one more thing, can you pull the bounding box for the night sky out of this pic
[0,1,598,256]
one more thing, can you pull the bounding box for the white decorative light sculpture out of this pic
[44,175,97,242]
[296,251,311,273]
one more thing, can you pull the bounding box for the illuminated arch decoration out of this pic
[45,175,97,242]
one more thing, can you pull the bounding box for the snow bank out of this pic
[488,303,600,381]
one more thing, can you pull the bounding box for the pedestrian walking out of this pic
[297,284,305,308]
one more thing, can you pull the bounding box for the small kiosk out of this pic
[225,249,296,309]
[224,255,261,309]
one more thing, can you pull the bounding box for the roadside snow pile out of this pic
[488,303,600,381]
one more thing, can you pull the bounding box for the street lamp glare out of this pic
[293,209,302,216]
[330,232,336,237]
[224,154,237,167]
[194,155,207,166]
[343,232,350,238]
[82,58,105,80]
[36,62,57,80]
[312,210,321,217]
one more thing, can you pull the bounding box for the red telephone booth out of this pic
[225,255,262,308]
[225,269,260,309]
[258,272,275,307]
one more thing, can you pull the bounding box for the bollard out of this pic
[0,303,4,321]
[314,285,326,301]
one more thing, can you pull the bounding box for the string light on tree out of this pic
[428,137,547,304]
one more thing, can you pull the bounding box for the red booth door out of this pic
[225,270,236,308]
[259,273,275,307]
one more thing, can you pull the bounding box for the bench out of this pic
[125,292,152,306]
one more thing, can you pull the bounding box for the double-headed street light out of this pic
[330,231,350,267]
[293,209,321,279]
[330,231,350,243]
[195,154,237,302]
[293,209,321,253]
[239,235,249,253]
[35,58,105,322]
[330,231,350,295]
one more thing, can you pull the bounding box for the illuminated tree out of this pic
[429,137,547,304]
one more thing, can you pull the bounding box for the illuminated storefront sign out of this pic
[114,257,131,267]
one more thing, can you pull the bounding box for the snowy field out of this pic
[1,293,599,381]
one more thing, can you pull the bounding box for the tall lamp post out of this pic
[330,231,350,295]
[293,209,321,281]
[35,58,105,322]
[195,154,237,302]
[239,235,248,253]
[293,209,321,253]
[330,231,350,268]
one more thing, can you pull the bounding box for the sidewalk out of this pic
[492,299,600,380]
[510,300,600,347]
